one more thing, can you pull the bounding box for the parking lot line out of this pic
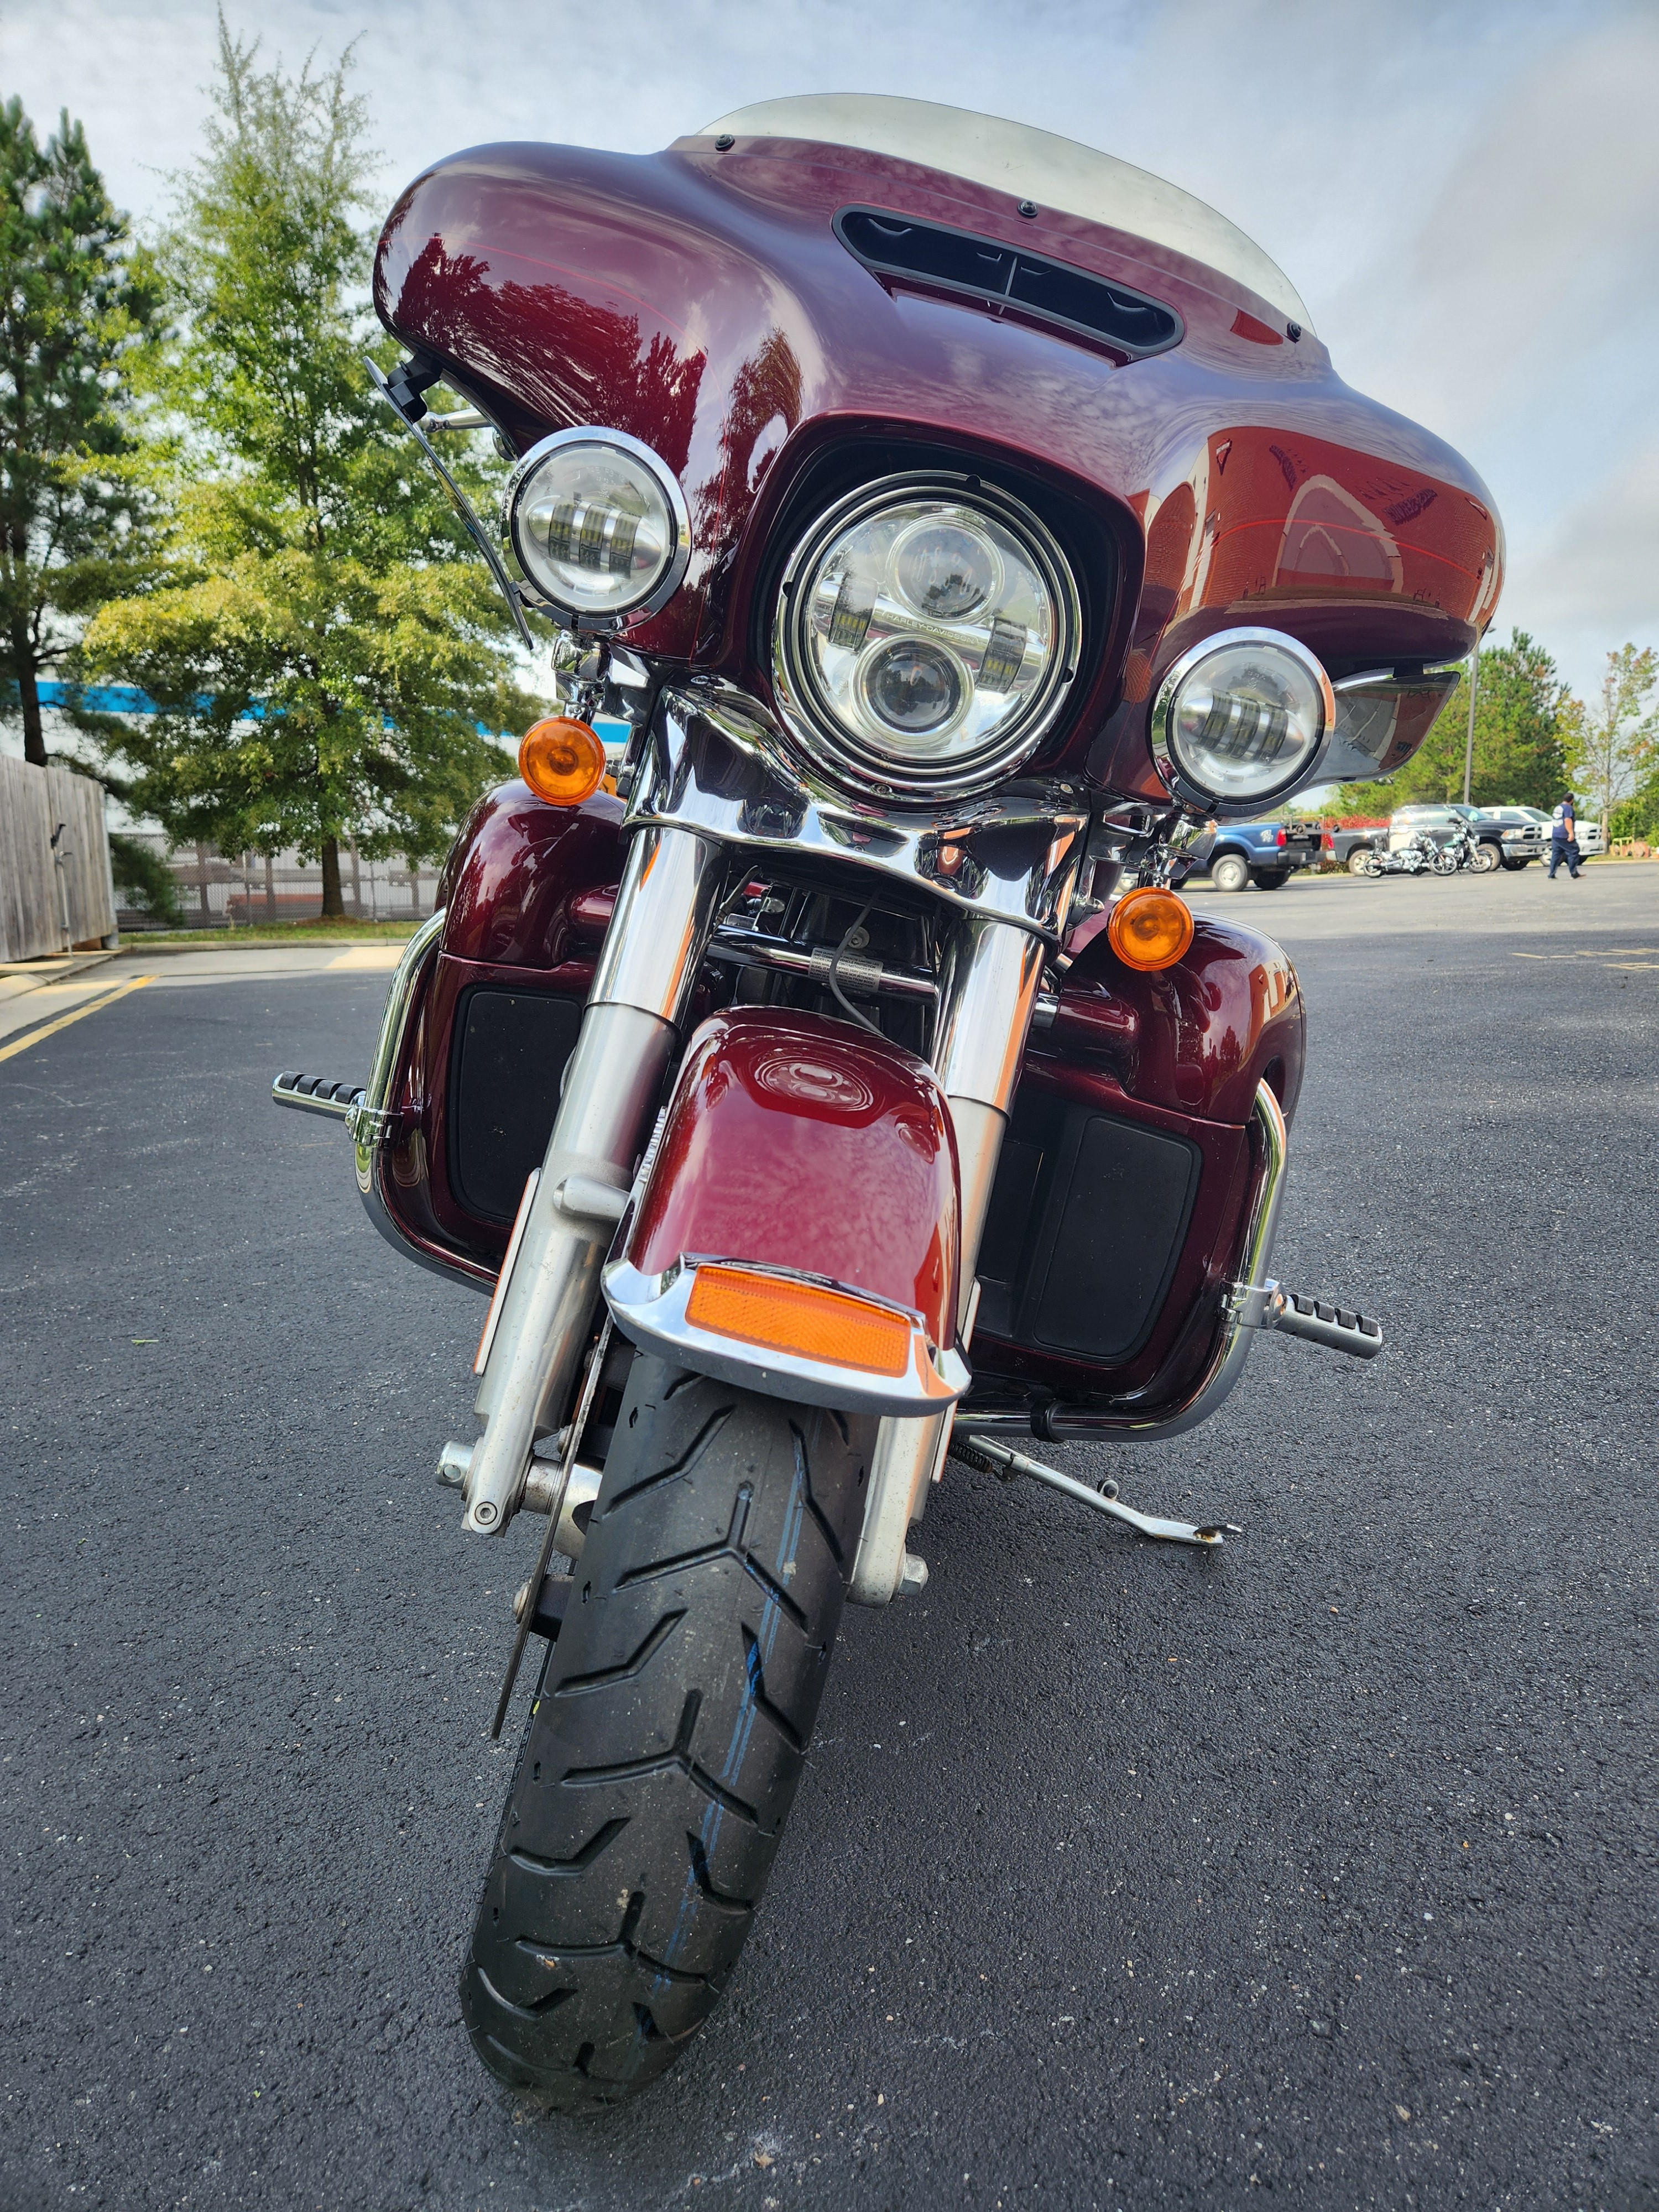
[1512,947,1659,972]
[0,974,152,1062]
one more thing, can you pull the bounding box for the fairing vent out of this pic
[449,985,582,1223]
[835,207,1183,359]
[975,1095,1201,1361]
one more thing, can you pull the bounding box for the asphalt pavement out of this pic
[2,868,1655,2210]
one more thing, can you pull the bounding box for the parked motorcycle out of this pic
[273,97,1499,2108]
[1358,830,1437,877]
[1438,821,1501,874]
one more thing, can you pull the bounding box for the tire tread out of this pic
[461,1356,872,2108]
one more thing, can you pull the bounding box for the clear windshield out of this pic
[697,95,1312,333]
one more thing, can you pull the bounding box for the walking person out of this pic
[1547,796,1583,879]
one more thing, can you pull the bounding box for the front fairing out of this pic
[375,129,1503,808]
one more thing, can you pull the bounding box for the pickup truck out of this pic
[1499,807,1605,858]
[1325,822,1389,870]
[1471,807,1548,868]
[1188,818,1322,893]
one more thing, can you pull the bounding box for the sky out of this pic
[3,0,1656,714]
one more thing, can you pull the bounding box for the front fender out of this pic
[604,1007,967,1415]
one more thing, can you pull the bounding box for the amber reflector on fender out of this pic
[686,1266,912,1376]
[1107,885,1195,972]
[519,717,607,805]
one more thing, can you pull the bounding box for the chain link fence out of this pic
[116,833,442,931]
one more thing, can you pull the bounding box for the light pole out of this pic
[1462,644,1480,806]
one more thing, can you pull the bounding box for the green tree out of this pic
[0,99,159,766]
[1609,777,1659,842]
[1566,644,1658,830]
[108,831,182,922]
[81,24,536,913]
[1333,629,1573,816]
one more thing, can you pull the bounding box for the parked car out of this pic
[1476,805,1604,862]
[1471,806,1547,868]
[1190,818,1322,892]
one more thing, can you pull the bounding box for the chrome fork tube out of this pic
[848,911,1053,1604]
[932,914,1049,1313]
[462,825,726,1534]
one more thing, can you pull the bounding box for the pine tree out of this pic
[0,100,159,766]
[80,23,538,913]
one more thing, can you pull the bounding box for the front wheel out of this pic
[1431,849,1458,876]
[462,1355,875,2110]
[1471,841,1501,874]
[1347,848,1374,875]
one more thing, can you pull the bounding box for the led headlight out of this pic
[773,474,1079,799]
[1151,628,1335,812]
[504,428,690,628]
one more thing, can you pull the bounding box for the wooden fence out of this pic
[0,757,118,960]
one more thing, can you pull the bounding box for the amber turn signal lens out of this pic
[686,1265,912,1376]
[518,717,607,806]
[1107,885,1195,972]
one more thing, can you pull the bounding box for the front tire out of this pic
[1472,841,1501,874]
[1347,848,1374,875]
[462,1356,875,2110]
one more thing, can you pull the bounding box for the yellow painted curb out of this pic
[327,946,406,970]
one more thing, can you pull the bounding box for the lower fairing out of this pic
[352,779,1304,1431]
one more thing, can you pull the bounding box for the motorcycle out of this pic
[273,96,1500,2109]
[1437,821,1501,874]
[1358,829,1437,877]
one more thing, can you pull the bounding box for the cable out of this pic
[826,901,886,1039]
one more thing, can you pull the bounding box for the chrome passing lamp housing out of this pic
[773,473,1081,801]
[503,427,691,630]
[1151,628,1335,815]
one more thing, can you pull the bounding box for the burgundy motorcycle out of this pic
[274,96,1501,2109]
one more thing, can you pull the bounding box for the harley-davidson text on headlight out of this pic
[503,428,691,626]
[773,475,1080,798]
[1151,628,1335,811]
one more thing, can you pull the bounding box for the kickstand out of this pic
[952,1433,1240,1548]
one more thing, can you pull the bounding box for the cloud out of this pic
[0,0,1651,703]
[1297,9,1659,696]
[1502,437,1659,680]
[1,0,1157,219]
[1328,14,1659,445]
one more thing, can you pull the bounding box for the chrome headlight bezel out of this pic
[771,472,1082,802]
[503,426,691,632]
[1150,626,1337,816]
